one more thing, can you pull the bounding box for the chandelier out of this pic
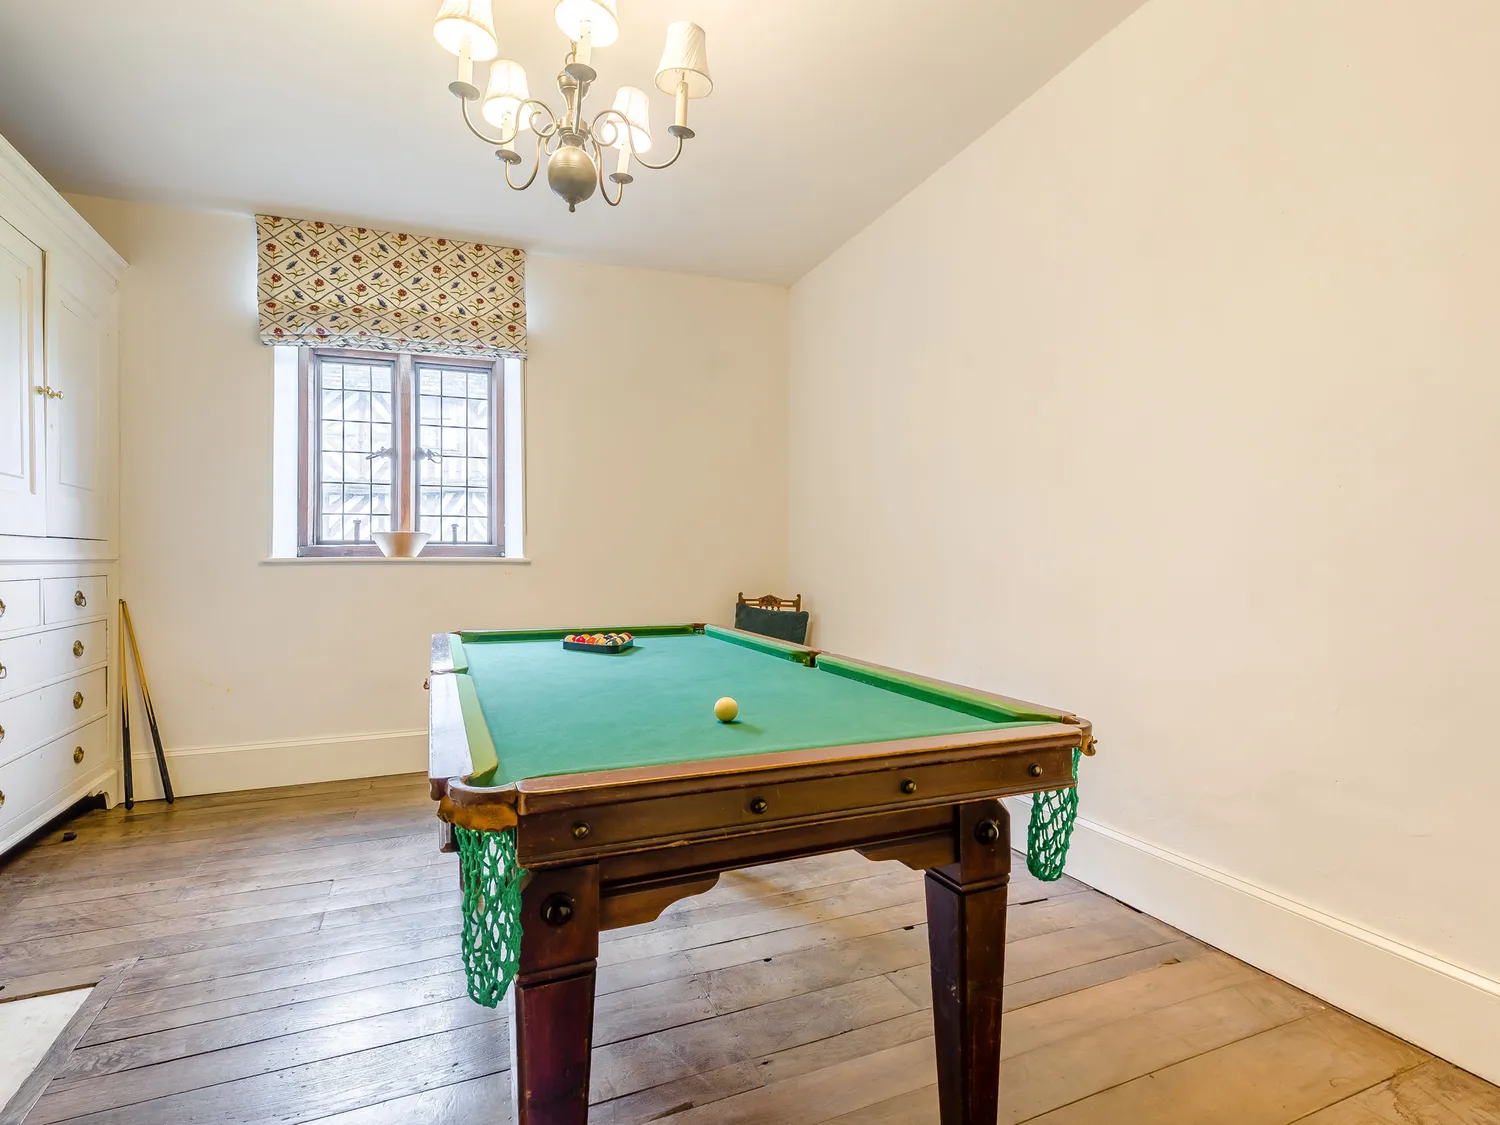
[431,0,713,212]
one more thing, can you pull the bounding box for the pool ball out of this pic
[714,697,739,723]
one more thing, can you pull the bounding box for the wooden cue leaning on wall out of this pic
[119,599,134,810]
[120,600,175,803]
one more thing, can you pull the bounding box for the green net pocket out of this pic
[455,825,527,1008]
[1026,747,1082,881]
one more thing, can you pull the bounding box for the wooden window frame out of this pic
[297,346,505,558]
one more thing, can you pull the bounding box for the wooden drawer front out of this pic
[0,579,41,634]
[0,620,105,699]
[517,744,1078,866]
[0,718,108,835]
[0,668,107,769]
[42,575,106,624]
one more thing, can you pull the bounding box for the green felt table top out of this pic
[451,626,1054,786]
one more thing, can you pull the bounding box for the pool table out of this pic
[428,624,1094,1125]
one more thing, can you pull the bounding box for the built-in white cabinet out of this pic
[0,217,45,536]
[0,129,124,857]
[45,259,114,540]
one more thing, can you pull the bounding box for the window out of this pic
[297,347,504,557]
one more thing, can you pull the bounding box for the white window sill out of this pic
[261,556,531,565]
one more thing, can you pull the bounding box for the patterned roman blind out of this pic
[256,215,526,357]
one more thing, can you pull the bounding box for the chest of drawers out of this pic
[0,570,116,856]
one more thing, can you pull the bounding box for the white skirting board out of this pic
[124,729,428,802]
[1005,796,1500,1086]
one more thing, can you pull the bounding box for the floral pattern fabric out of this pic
[256,215,526,357]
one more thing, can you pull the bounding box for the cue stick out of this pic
[119,600,134,810]
[121,600,175,803]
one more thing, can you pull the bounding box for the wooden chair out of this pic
[734,592,809,646]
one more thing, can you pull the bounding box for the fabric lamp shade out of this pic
[482,60,532,130]
[433,0,499,61]
[554,0,619,47]
[609,86,652,152]
[654,21,712,98]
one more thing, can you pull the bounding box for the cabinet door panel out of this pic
[45,261,114,540]
[0,219,44,536]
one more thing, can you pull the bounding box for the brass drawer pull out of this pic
[749,797,768,815]
[572,822,590,840]
[73,746,85,764]
[1028,763,1044,778]
[74,640,85,658]
[74,589,87,608]
[900,779,917,795]
[34,385,63,400]
[73,691,84,709]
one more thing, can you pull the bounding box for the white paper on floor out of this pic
[0,988,93,1111]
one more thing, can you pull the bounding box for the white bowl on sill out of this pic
[373,531,432,558]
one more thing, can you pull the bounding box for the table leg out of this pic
[510,865,600,1125]
[926,801,1011,1125]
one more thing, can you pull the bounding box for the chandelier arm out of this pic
[460,97,561,148]
[504,131,547,192]
[589,108,688,172]
[593,137,626,207]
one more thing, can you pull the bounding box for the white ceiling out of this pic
[0,0,1145,284]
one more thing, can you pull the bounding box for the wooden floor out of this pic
[1,778,1497,1125]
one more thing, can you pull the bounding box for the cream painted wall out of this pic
[790,0,1500,1078]
[70,196,788,782]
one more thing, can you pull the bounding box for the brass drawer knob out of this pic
[974,819,1002,845]
[749,797,768,815]
[73,691,84,709]
[73,746,84,764]
[73,640,85,658]
[900,779,917,795]
[572,822,590,840]
[1028,763,1044,778]
[74,589,87,608]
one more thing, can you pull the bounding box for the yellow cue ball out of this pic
[714,697,739,723]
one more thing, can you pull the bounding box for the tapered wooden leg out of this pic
[510,865,600,1125]
[926,801,1011,1125]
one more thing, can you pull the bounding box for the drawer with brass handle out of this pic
[0,580,41,634]
[0,669,108,771]
[0,621,106,700]
[0,718,109,838]
[42,576,106,624]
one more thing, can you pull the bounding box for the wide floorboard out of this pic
[1,777,1496,1124]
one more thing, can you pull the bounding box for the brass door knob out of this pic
[74,590,87,607]
[73,691,84,709]
[73,640,84,658]
[73,746,84,764]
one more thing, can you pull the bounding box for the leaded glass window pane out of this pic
[315,357,396,544]
[415,362,495,544]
